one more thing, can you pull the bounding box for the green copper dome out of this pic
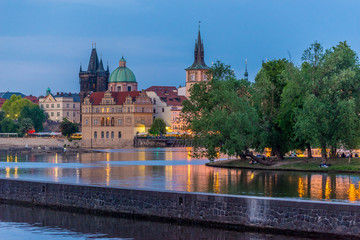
[109,57,137,83]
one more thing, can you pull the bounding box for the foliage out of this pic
[1,95,32,119]
[295,41,360,160]
[0,118,19,133]
[59,118,79,138]
[19,105,45,132]
[19,118,34,136]
[182,61,260,161]
[253,59,291,160]
[148,118,167,135]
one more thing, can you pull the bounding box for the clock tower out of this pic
[185,27,210,98]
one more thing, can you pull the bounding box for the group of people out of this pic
[340,152,358,158]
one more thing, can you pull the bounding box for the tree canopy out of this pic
[182,61,264,162]
[1,95,32,119]
[19,105,45,132]
[59,118,79,138]
[148,118,167,135]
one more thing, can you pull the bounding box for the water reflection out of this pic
[1,149,360,203]
[0,203,315,240]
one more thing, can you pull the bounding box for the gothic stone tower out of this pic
[79,46,109,103]
[185,28,210,98]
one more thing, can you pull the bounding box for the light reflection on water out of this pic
[0,148,360,203]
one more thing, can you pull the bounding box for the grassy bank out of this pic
[206,157,360,173]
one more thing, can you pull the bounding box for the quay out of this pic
[0,178,358,238]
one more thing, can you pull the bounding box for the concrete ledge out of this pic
[0,178,359,237]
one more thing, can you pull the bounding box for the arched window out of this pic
[106,117,110,126]
[101,131,104,138]
[111,131,114,139]
[117,86,121,92]
[111,117,115,126]
[101,117,104,126]
[127,86,131,91]
[94,131,97,139]
[106,131,109,138]
[118,131,122,139]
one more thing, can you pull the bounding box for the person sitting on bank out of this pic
[319,160,328,168]
[249,159,257,164]
[341,152,346,158]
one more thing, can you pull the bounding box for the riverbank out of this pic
[0,178,359,238]
[207,157,360,174]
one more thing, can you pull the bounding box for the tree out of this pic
[182,61,270,164]
[19,105,45,132]
[19,118,34,136]
[59,118,79,138]
[0,111,5,133]
[148,118,167,135]
[1,95,32,119]
[0,118,18,133]
[253,59,291,160]
[295,42,360,161]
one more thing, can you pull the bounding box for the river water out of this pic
[0,147,351,239]
[0,147,360,203]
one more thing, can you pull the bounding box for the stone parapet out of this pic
[0,178,358,237]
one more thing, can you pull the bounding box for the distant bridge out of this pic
[134,137,197,148]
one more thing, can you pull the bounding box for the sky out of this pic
[1,0,360,96]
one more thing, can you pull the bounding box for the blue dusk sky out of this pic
[1,0,360,96]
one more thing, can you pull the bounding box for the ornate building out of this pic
[108,57,138,92]
[79,46,110,102]
[81,90,153,148]
[39,88,80,123]
[185,28,210,98]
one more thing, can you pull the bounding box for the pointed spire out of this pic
[97,58,105,71]
[106,61,109,72]
[187,23,209,70]
[80,62,82,72]
[244,59,249,80]
[87,45,99,72]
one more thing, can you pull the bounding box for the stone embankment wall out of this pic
[0,178,358,237]
[0,138,80,149]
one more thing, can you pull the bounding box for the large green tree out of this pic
[182,62,268,163]
[295,42,360,161]
[19,105,45,132]
[19,118,34,136]
[149,118,167,135]
[253,59,291,160]
[1,95,32,119]
[0,118,19,133]
[59,118,79,138]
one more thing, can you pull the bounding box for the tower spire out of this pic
[187,23,208,70]
[244,59,249,80]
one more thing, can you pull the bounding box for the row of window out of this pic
[94,131,122,139]
[83,107,151,113]
[41,103,77,109]
[49,112,76,117]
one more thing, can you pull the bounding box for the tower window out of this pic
[191,75,195,81]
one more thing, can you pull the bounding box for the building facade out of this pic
[146,86,187,133]
[81,90,153,148]
[39,89,80,123]
[79,46,110,103]
[185,28,210,98]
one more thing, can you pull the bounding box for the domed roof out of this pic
[109,57,136,83]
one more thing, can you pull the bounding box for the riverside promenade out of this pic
[0,178,359,238]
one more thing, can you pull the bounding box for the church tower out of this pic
[244,59,249,80]
[79,44,109,103]
[185,26,210,98]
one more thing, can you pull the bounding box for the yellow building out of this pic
[81,90,153,148]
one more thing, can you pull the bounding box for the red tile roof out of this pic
[89,91,141,105]
[146,86,187,106]
[24,95,39,104]
[0,98,5,108]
